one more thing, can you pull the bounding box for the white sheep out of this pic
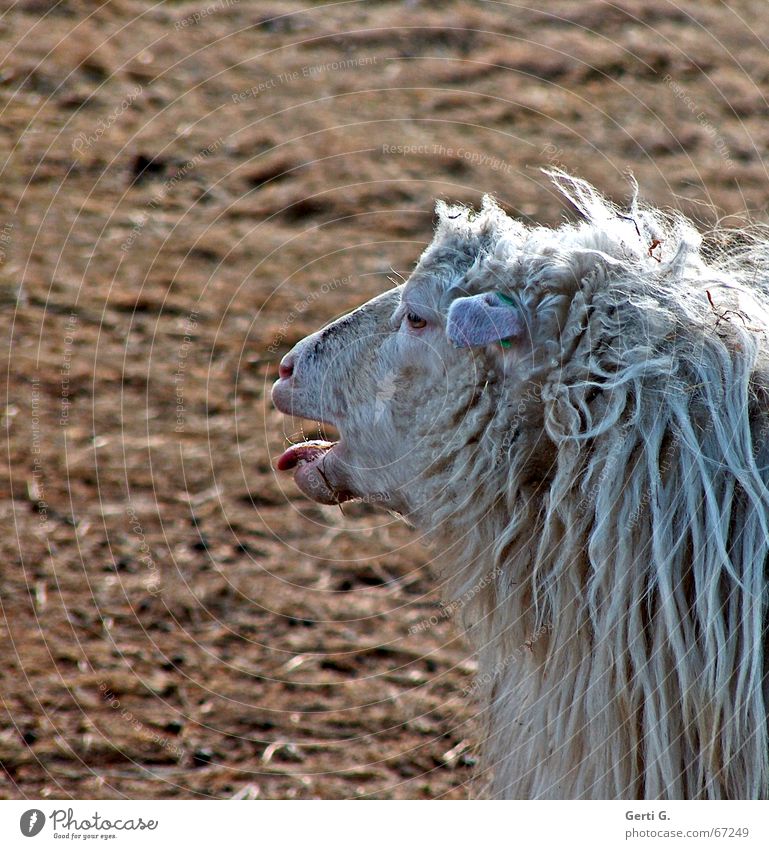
[272,172,769,799]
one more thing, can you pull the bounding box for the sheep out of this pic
[272,172,769,799]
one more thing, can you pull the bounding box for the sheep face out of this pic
[271,252,532,520]
[272,288,464,517]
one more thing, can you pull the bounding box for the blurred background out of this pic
[1,0,767,799]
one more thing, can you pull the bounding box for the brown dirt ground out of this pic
[1,0,768,799]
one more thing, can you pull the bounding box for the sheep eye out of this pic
[406,312,427,329]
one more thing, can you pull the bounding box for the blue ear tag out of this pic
[496,293,515,347]
[446,290,522,348]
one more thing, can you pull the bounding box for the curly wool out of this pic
[427,173,769,799]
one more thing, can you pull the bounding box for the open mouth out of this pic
[271,373,355,504]
[275,439,352,504]
[276,439,336,473]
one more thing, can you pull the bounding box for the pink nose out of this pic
[278,354,294,380]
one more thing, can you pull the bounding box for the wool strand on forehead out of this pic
[422,172,741,304]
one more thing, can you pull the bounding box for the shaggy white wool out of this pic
[428,173,769,799]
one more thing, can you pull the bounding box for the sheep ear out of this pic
[446,292,523,348]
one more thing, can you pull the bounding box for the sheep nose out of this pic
[278,353,295,380]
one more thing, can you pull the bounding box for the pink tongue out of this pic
[276,440,335,472]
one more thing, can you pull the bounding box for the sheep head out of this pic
[271,194,564,527]
[273,173,769,538]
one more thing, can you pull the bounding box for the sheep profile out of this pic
[272,172,769,799]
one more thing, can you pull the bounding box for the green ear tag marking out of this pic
[496,291,515,348]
